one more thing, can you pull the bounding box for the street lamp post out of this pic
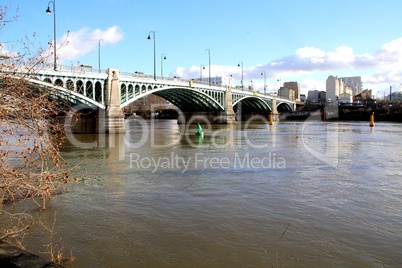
[200,65,205,81]
[46,0,57,71]
[205,49,211,86]
[147,31,156,80]
[261,71,266,95]
[238,61,243,90]
[98,39,103,72]
[161,54,166,77]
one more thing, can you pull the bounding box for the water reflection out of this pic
[24,120,402,267]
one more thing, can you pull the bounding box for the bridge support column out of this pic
[271,94,279,122]
[101,68,125,133]
[218,86,236,124]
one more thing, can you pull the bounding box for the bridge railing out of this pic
[1,60,294,102]
[58,64,108,74]
[0,59,109,75]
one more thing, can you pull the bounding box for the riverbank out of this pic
[281,104,402,122]
[0,241,63,268]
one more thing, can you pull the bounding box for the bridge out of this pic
[3,63,295,133]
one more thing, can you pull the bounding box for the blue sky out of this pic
[2,0,402,96]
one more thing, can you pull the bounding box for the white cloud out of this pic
[295,47,325,63]
[327,46,355,64]
[56,26,124,61]
[170,37,402,91]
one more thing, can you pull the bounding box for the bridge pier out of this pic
[101,68,125,133]
[223,86,236,124]
[271,94,279,122]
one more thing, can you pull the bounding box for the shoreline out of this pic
[281,106,402,123]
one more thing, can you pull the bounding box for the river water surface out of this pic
[26,119,402,267]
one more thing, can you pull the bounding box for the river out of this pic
[24,119,402,267]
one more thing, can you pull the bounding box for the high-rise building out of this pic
[326,75,344,103]
[278,86,295,100]
[283,82,300,100]
[307,90,320,103]
[341,76,362,96]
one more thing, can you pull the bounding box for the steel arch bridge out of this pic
[3,64,295,115]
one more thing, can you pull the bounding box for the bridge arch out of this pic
[120,83,127,101]
[55,78,63,87]
[95,82,103,102]
[66,79,74,90]
[128,84,133,99]
[277,102,293,112]
[233,96,272,113]
[76,80,84,95]
[121,86,225,112]
[86,81,93,99]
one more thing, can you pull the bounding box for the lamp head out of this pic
[46,7,51,14]
[147,35,151,40]
[238,63,240,67]
[163,56,166,60]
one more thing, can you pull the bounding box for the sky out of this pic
[2,0,402,97]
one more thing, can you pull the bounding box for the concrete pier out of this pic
[103,69,125,133]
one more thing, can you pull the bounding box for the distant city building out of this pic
[339,93,353,104]
[353,90,377,106]
[341,76,363,96]
[360,89,372,99]
[319,91,326,103]
[388,91,402,102]
[307,90,320,103]
[278,86,295,100]
[343,86,353,96]
[283,82,300,100]
[326,75,344,103]
[307,90,326,103]
[326,75,363,103]
[195,76,233,86]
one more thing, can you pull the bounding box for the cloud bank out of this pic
[171,38,402,92]
[56,25,124,62]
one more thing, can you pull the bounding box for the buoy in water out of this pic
[369,112,375,127]
[196,123,204,136]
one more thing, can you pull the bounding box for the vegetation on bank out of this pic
[1,5,74,265]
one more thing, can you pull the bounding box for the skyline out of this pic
[2,1,402,97]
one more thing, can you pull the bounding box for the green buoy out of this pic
[195,123,204,136]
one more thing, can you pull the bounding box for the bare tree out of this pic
[0,4,73,259]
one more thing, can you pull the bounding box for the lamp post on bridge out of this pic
[238,61,243,91]
[200,65,205,81]
[98,39,103,72]
[147,31,156,80]
[161,54,166,77]
[45,0,57,71]
[261,71,266,95]
[205,49,211,86]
